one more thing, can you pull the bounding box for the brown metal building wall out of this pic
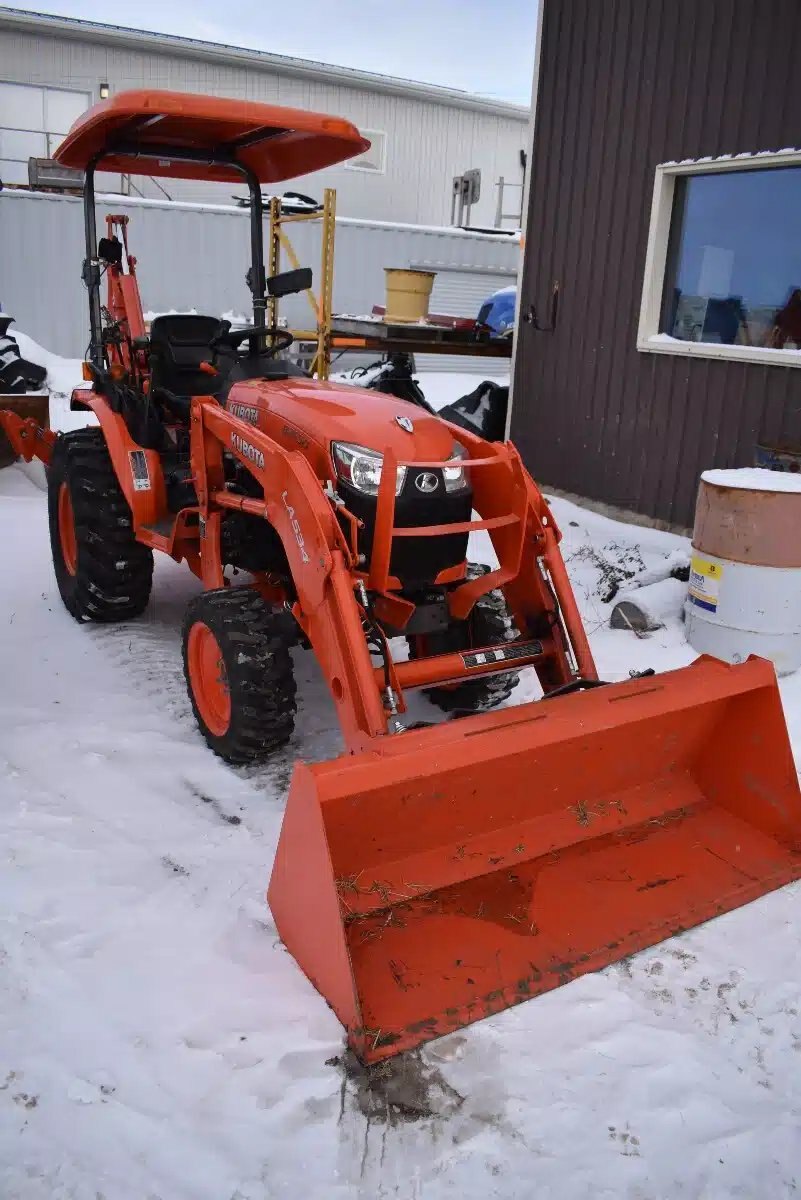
[512,0,801,527]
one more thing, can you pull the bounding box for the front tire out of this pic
[408,563,520,715]
[47,429,153,622]
[182,588,297,764]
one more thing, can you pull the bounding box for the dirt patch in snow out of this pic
[569,540,647,603]
[330,1049,464,1126]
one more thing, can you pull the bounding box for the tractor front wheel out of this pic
[48,429,154,622]
[408,563,520,716]
[182,588,297,764]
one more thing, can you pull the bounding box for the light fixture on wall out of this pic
[99,82,110,99]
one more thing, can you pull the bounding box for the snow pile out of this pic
[1,345,800,1198]
[419,371,509,412]
[5,331,92,489]
[11,330,90,435]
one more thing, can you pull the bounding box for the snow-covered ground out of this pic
[1,351,800,1199]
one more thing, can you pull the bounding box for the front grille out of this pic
[338,473,472,586]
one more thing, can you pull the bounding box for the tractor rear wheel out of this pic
[182,587,297,764]
[408,563,520,716]
[47,428,153,622]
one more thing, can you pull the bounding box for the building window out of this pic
[638,149,801,368]
[0,81,90,185]
[344,129,387,174]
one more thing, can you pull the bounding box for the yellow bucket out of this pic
[384,268,436,323]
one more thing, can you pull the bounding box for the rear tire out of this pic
[47,428,153,622]
[182,587,297,764]
[408,563,520,716]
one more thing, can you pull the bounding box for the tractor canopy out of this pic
[54,89,370,182]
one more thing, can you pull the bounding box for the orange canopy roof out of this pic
[55,89,370,183]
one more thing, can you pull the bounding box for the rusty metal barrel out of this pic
[686,468,801,675]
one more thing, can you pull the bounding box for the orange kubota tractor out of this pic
[3,90,801,1064]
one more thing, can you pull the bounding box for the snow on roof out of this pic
[702,467,801,493]
[3,187,521,244]
[0,7,530,120]
[659,148,801,170]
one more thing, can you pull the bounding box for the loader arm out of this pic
[192,398,392,748]
[190,398,605,749]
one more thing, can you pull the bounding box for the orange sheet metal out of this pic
[55,89,369,183]
[268,655,801,1062]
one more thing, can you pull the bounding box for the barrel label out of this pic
[689,555,723,613]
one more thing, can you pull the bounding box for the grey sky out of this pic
[8,0,538,104]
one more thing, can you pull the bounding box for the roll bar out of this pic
[83,145,267,367]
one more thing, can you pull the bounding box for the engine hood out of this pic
[226,376,458,470]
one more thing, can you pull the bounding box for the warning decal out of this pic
[688,555,723,613]
[129,449,151,492]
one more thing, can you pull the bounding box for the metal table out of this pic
[326,316,513,358]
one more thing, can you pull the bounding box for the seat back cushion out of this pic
[149,314,223,397]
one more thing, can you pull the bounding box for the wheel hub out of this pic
[58,482,78,576]
[187,621,231,736]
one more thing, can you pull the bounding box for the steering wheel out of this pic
[211,325,295,359]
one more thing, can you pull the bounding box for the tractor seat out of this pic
[148,314,226,413]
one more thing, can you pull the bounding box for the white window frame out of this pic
[344,128,387,174]
[637,147,801,369]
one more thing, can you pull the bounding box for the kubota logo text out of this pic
[230,432,265,470]
[228,401,259,424]
[282,490,310,564]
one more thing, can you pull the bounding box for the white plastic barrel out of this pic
[685,468,801,675]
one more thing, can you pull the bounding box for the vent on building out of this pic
[345,129,387,174]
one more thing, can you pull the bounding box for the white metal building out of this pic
[1,187,519,368]
[0,7,529,226]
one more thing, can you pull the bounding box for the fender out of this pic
[76,389,167,526]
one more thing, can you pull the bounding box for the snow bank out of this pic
[414,371,509,412]
[327,369,510,412]
[11,329,92,435]
[4,331,92,487]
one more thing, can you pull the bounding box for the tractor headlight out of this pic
[332,442,407,497]
[442,441,470,493]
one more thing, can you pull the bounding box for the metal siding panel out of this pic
[0,191,518,358]
[556,0,606,491]
[513,0,801,527]
[596,0,656,511]
[565,0,633,496]
[518,0,576,485]
[428,273,514,316]
[418,271,515,374]
[611,0,667,513]
[515,0,566,435]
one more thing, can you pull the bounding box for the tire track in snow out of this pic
[83,561,346,821]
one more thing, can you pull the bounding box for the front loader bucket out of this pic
[268,656,801,1063]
